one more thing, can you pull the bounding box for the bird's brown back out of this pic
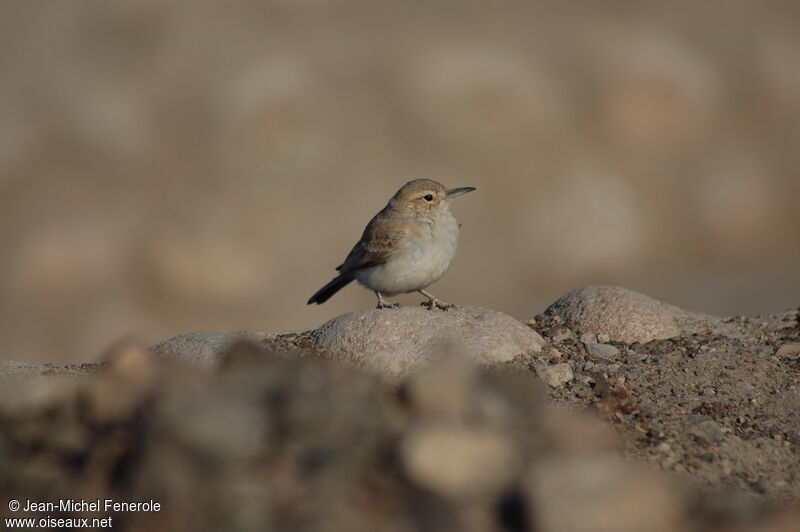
[336,206,408,274]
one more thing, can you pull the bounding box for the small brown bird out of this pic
[307,179,476,309]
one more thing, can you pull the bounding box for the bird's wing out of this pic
[336,210,407,274]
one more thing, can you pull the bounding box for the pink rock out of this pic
[311,305,545,381]
[544,286,722,343]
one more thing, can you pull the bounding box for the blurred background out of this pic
[1,0,798,363]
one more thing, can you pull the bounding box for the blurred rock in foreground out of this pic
[0,339,797,532]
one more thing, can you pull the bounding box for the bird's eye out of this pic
[423,194,434,202]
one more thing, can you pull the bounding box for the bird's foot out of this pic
[377,300,402,309]
[421,298,455,311]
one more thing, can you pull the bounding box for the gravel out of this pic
[520,302,800,502]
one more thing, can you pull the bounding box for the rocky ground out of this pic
[1,286,799,531]
[524,303,800,503]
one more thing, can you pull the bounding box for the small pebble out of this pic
[534,363,574,388]
[586,343,620,360]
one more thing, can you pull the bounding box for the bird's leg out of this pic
[375,292,401,309]
[418,289,455,310]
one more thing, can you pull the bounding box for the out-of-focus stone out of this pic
[402,353,477,422]
[311,306,545,381]
[401,425,518,499]
[543,286,722,343]
[158,384,267,461]
[83,374,147,425]
[101,342,159,382]
[534,363,574,388]
[151,331,269,366]
[83,343,161,424]
[0,376,82,416]
[526,454,683,532]
[540,407,618,453]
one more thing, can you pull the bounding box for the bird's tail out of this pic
[307,274,354,305]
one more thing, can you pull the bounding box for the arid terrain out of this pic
[2,2,799,530]
[2,287,798,531]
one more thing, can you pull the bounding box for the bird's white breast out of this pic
[355,211,460,296]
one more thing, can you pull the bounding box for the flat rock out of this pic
[311,305,545,381]
[151,331,269,366]
[586,343,620,360]
[543,285,722,343]
[0,360,98,383]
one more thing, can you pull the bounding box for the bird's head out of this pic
[391,178,476,217]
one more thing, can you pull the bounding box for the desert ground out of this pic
[2,286,798,531]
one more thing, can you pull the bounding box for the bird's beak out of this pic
[446,187,476,199]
